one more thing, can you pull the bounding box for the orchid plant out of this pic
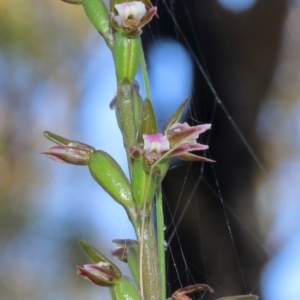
[43,1,259,300]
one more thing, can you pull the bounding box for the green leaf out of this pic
[163,97,189,133]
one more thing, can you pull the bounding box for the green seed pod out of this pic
[82,0,114,50]
[110,276,143,300]
[115,80,143,136]
[88,150,136,220]
[115,79,137,158]
[114,32,141,83]
[132,159,157,208]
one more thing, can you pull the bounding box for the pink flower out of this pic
[131,122,214,164]
[141,133,170,163]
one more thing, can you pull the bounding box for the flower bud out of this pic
[78,240,122,287]
[77,261,121,286]
[42,145,93,165]
[43,131,95,165]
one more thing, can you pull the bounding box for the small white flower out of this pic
[114,1,147,26]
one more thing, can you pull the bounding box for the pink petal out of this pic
[143,134,170,152]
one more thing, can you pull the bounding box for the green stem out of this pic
[135,208,161,300]
[139,40,152,101]
[156,187,166,300]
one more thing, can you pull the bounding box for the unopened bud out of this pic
[43,145,93,165]
[43,131,95,165]
[78,240,122,287]
[77,262,121,286]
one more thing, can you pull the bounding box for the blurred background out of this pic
[0,0,299,299]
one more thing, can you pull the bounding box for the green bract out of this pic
[138,98,157,143]
[110,276,143,300]
[80,240,118,267]
[88,150,136,220]
[163,97,189,132]
[44,131,95,150]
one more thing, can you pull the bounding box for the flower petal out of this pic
[177,152,215,162]
[143,134,170,152]
[168,123,211,146]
